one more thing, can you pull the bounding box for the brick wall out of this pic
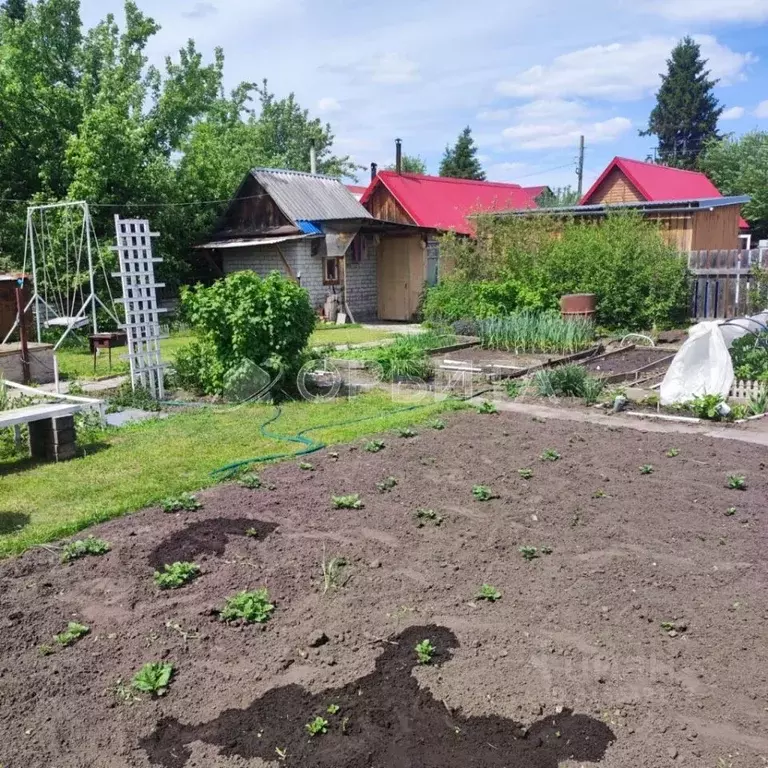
[345,236,378,320]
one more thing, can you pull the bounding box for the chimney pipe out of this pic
[395,138,402,174]
[310,139,317,174]
[370,162,378,181]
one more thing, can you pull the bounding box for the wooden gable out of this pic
[365,182,417,226]
[583,167,643,205]
[213,174,295,239]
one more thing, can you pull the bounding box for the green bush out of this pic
[730,332,768,381]
[175,271,315,395]
[428,212,689,331]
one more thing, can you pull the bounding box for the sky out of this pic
[81,0,768,190]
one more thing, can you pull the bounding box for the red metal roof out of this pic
[522,185,550,200]
[360,171,537,235]
[345,184,367,199]
[581,157,748,229]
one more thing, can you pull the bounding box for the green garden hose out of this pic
[209,386,494,480]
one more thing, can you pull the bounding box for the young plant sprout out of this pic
[364,440,385,453]
[540,449,561,461]
[332,493,364,509]
[161,493,201,513]
[476,584,502,602]
[220,589,275,624]
[472,485,495,501]
[415,639,435,664]
[639,464,654,475]
[305,716,329,736]
[132,662,174,696]
[477,400,498,414]
[727,474,746,490]
[518,468,533,479]
[60,536,111,563]
[519,546,539,561]
[238,473,262,489]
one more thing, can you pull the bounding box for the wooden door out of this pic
[377,238,411,320]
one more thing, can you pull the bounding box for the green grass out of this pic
[0,391,460,557]
[56,326,393,381]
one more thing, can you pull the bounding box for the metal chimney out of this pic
[310,140,317,174]
[395,138,402,174]
[370,162,378,181]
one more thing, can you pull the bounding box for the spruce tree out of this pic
[439,126,486,180]
[642,37,722,169]
[2,0,27,22]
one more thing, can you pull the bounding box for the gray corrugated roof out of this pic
[251,169,373,222]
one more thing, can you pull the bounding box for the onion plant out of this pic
[479,311,594,354]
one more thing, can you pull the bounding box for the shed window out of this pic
[323,257,341,285]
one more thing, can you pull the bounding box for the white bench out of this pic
[0,403,83,461]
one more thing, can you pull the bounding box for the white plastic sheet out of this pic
[660,313,768,405]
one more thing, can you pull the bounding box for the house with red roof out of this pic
[579,157,748,249]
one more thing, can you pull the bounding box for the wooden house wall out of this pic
[584,168,643,205]
[214,175,293,238]
[647,214,693,251]
[690,206,741,251]
[365,184,416,226]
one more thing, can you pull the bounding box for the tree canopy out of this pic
[439,127,485,180]
[700,131,768,241]
[536,186,580,208]
[385,154,427,174]
[641,37,722,169]
[0,0,355,285]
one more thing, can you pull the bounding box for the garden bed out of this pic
[1,411,767,767]
[582,347,675,383]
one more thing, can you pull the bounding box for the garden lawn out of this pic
[0,391,457,557]
[54,326,395,381]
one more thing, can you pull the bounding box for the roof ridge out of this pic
[377,170,523,189]
[250,167,341,182]
[616,157,713,177]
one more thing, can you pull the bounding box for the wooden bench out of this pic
[0,403,83,461]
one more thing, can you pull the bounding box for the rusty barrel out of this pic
[560,293,596,321]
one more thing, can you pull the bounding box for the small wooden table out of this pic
[89,332,127,373]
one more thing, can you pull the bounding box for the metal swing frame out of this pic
[2,201,121,351]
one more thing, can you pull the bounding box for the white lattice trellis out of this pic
[112,216,166,399]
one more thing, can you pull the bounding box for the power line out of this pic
[515,161,576,180]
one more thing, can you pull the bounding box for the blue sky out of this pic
[81,0,768,189]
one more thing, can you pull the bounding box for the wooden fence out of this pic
[688,249,768,320]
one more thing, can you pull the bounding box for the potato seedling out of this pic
[592,489,607,498]
[220,589,275,624]
[397,427,417,438]
[54,622,90,647]
[518,468,533,480]
[245,527,260,537]
[727,474,746,490]
[540,545,553,555]
[376,476,398,493]
[61,536,111,563]
[38,644,54,656]
[414,508,444,527]
[161,493,201,513]
[364,439,385,453]
[519,545,539,561]
[327,703,340,715]
[415,639,435,664]
[306,716,329,736]
[428,419,445,430]
[476,584,502,602]
[132,661,174,696]
[238,473,262,489]
[505,380,522,399]
[299,462,314,471]
[540,449,560,461]
[477,400,498,414]
[725,507,737,517]
[639,464,654,475]
[472,485,495,501]
[154,562,201,590]
[332,493,364,509]
[666,448,680,458]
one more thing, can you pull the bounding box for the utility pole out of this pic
[576,135,585,198]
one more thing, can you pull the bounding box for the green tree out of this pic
[700,131,768,241]
[536,186,580,208]
[385,154,427,174]
[642,37,722,169]
[439,126,486,180]
[1,0,26,21]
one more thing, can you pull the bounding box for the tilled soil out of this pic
[1,410,767,768]
[583,348,674,378]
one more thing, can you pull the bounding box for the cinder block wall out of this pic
[345,237,378,320]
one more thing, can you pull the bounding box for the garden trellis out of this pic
[112,216,166,399]
[1,201,121,349]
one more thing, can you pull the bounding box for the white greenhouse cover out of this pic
[660,312,768,405]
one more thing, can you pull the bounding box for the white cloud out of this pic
[502,116,632,150]
[477,109,514,121]
[496,36,756,101]
[640,0,768,22]
[721,106,745,120]
[756,100,768,118]
[368,52,420,84]
[513,99,589,120]
[317,97,341,113]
